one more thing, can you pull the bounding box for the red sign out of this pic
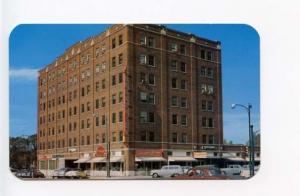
[96,145,106,157]
[135,149,163,157]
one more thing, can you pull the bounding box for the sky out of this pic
[9,24,260,144]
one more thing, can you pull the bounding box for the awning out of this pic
[135,157,167,162]
[74,157,91,163]
[87,157,106,163]
[168,156,198,162]
[226,157,246,161]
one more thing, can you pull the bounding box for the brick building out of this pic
[37,24,224,176]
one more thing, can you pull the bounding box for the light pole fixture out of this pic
[231,103,255,177]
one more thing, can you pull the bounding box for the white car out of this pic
[221,165,242,176]
[150,165,184,178]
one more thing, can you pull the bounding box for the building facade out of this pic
[37,24,224,176]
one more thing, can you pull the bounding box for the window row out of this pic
[202,134,215,144]
[139,92,155,104]
[200,84,214,95]
[171,78,187,90]
[171,114,188,126]
[139,54,156,67]
[112,34,123,49]
[111,53,123,67]
[171,96,187,108]
[139,72,155,85]
[171,132,188,143]
[170,60,186,72]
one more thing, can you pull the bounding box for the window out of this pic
[181,115,187,126]
[170,60,177,71]
[119,35,123,45]
[207,85,214,95]
[112,38,116,49]
[119,73,123,83]
[119,131,123,142]
[140,92,147,102]
[207,68,213,78]
[148,73,155,85]
[140,35,146,45]
[140,72,146,83]
[102,133,106,143]
[81,104,84,113]
[119,111,123,122]
[112,56,116,67]
[102,115,106,125]
[180,44,186,54]
[95,134,100,144]
[172,114,178,125]
[172,132,178,143]
[148,36,154,47]
[207,51,212,61]
[87,135,90,145]
[69,108,72,116]
[181,80,187,90]
[119,91,123,103]
[73,90,77,99]
[180,97,187,108]
[170,42,177,52]
[73,122,77,130]
[207,101,213,111]
[73,138,77,146]
[140,112,147,123]
[148,93,155,104]
[180,62,186,72]
[96,99,100,109]
[102,79,106,89]
[118,53,123,65]
[87,118,91,128]
[69,123,72,131]
[95,116,99,126]
[208,135,214,144]
[112,75,116,85]
[81,120,85,129]
[95,81,100,92]
[200,50,205,59]
[95,64,100,73]
[87,85,91,95]
[171,96,178,107]
[112,113,116,123]
[148,55,155,66]
[81,87,85,97]
[181,133,187,143]
[148,112,155,123]
[101,97,106,107]
[87,102,91,111]
[208,118,214,128]
[112,94,116,104]
[141,131,146,141]
[172,78,177,88]
[149,131,154,142]
[139,54,147,64]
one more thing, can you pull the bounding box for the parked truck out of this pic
[221,165,242,176]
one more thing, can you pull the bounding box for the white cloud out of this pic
[9,68,38,80]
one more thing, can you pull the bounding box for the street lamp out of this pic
[231,103,255,177]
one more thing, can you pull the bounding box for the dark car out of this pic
[173,165,230,180]
[15,169,45,178]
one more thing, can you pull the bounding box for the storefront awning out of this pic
[135,157,167,162]
[87,157,106,163]
[226,157,246,161]
[168,156,198,162]
[74,157,91,163]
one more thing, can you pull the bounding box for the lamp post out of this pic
[231,103,255,177]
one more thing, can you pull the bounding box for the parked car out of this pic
[15,169,45,178]
[221,164,242,175]
[150,165,184,178]
[181,166,193,174]
[173,165,230,180]
[52,168,71,179]
[65,168,88,179]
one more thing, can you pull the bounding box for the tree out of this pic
[9,134,37,169]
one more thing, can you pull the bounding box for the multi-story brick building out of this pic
[37,24,223,176]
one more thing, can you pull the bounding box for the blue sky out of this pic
[9,24,260,144]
